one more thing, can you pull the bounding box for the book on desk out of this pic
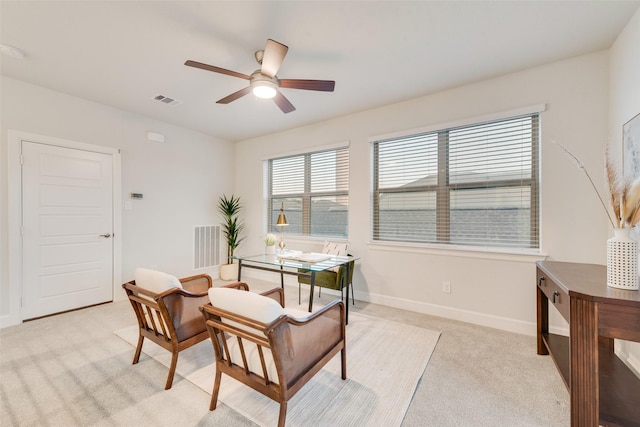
[276,251,332,263]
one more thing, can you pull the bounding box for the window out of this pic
[265,147,349,238]
[372,113,539,249]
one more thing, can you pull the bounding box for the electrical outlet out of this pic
[442,281,451,293]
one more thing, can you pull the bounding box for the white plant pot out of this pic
[219,263,239,281]
[265,245,276,254]
[607,228,639,290]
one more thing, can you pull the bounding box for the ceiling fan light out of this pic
[252,81,277,99]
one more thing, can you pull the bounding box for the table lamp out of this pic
[276,202,288,249]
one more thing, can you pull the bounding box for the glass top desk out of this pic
[233,252,358,324]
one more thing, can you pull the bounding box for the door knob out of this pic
[99,233,111,238]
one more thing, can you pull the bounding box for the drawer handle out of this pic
[538,277,545,287]
[552,290,559,304]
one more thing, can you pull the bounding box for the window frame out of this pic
[265,145,350,238]
[371,108,541,251]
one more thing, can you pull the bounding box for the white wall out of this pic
[0,76,235,324]
[609,8,640,375]
[235,51,611,335]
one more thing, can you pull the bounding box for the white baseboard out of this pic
[240,269,543,336]
[361,290,539,336]
[616,342,640,378]
[0,313,20,328]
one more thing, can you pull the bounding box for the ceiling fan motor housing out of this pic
[250,70,279,87]
[250,70,278,98]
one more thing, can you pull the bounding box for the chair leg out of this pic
[341,348,347,380]
[165,351,179,390]
[351,282,355,305]
[133,334,144,364]
[210,370,222,411]
[277,401,287,427]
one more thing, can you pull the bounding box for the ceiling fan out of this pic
[185,39,335,114]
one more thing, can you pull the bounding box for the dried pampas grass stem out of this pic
[554,141,616,229]
[606,146,622,228]
[624,177,640,226]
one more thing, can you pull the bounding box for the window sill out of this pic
[368,241,547,263]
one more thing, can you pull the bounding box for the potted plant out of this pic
[264,233,277,254]
[218,194,245,280]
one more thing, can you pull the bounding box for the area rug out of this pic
[115,310,440,427]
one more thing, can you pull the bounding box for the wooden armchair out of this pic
[201,284,346,427]
[122,269,213,390]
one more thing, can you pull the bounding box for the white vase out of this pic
[265,245,276,254]
[607,228,639,290]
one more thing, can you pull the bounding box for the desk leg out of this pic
[345,264,350,325]
[280,266,284,289]
[237,260,242,281]
[308,271,316,312]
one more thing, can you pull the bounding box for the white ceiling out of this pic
[1,1,638,142]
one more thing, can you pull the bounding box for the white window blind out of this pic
[265,147,349,238]
[372,114,539,249]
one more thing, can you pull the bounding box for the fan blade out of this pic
[279,79,335,92]
[216,86,252,104]
[273,91,296,114]
[185,60,250,80]
[261,39,288,78]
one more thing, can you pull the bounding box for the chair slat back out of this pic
[202,304,277,385]
[124,283,174,341]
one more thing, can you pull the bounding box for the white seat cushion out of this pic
[208,287,285,325]
[134,268,182,294]
[284,307,313,319]
[133,268,183,337]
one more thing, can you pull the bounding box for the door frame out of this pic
[5,130,122,327]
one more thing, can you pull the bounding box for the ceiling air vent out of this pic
[151,94,182,106]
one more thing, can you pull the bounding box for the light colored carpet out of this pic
[1,278,569,426]
[115,310,440,427]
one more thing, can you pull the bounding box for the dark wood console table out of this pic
[536,261,640,426]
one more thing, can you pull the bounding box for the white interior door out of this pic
[21,141,114,320]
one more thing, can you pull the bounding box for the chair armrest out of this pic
[180,274,212,294]
[281,298,344,325]
[122,280,161,301]
[220,281,250,291]
[156,287,208,299]
[260,287,285,307]
[122,279,207,299]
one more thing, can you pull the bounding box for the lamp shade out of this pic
[276,212,288,226]
[276,203,288,226]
